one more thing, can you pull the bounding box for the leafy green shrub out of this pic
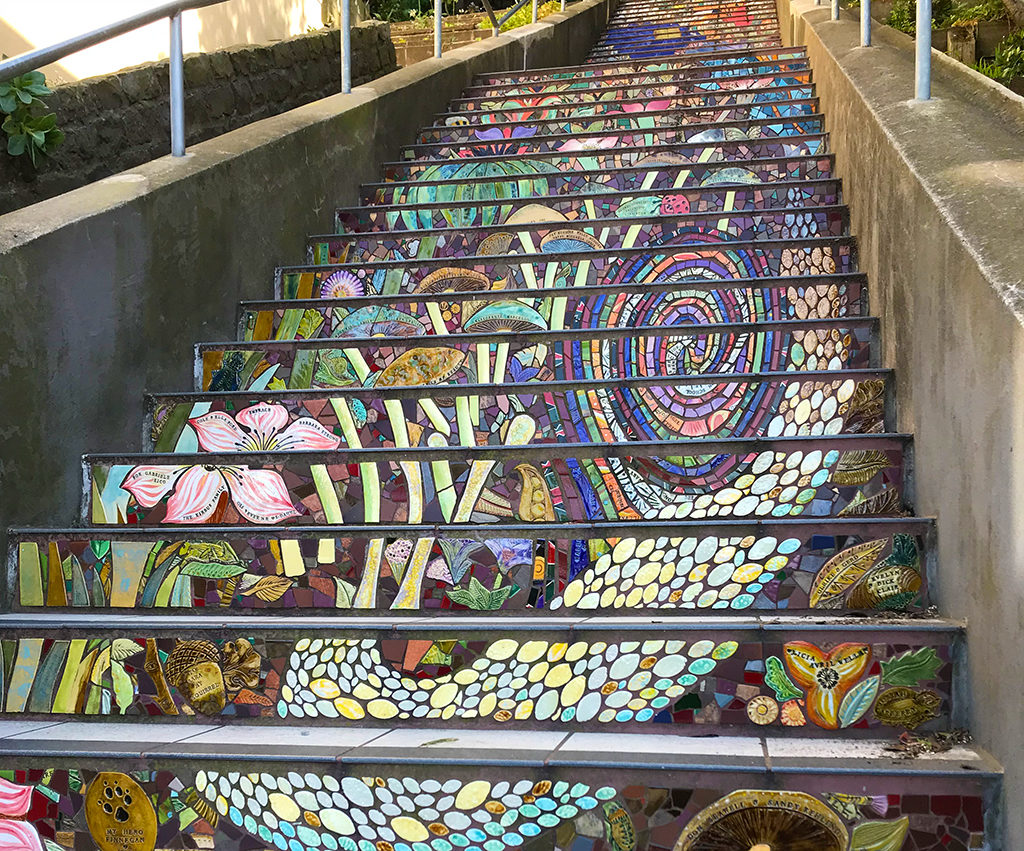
[885,0,1004,34]
[0,71,63,168]
[369,0,459,21]
[941,0,1007,24]
[476,0,559,30]
[974,28,1024,81]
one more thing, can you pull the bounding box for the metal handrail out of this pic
[479,0,543,37]
[0,0,231,157]
[824,0,932,99]
[1,0,590,162]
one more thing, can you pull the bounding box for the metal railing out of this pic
[0,0,574,157]
[819,0,933,100]
[479,0,543,38]
[0,0,232,157]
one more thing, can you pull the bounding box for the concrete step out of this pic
[591,30,781,55]
[146,370,890,455]
[308,206,847,266]
[248,274,868,341]
[274,234,856,296]
[337,178,841,233]
[586,39,786,64]
[0,722,998,850]
[197,316,876,392]
[9,516,933,613]
[273,237,856,301]
[84,433,909,528]
[382,135,829,187]
[448,67,813,112]
[593,19,781,43]
[468,46,807,87]
[463,55,810,98]
[598,15,779,36]
[365,152,833,207]
[0,614,959,736]
[432,84,816,126]
[402,108,821,159]
[604,0,779,17]
[602,2,779,21]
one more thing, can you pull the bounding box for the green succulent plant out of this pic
[0,70,64,167]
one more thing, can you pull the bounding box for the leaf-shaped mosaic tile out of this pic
[837,489,904,517]
[839,674,880,728]
[851,816,909,851]
[239,575,294,602]
[765,655,804,701]
[880,647,942,687]
[179,560,246,579]
[881,532,919,568]
[834,450,891,485]
[809,538,887,607]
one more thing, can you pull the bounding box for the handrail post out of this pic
[532,0,539,23]
[861,0,871,44]
[480,0,500,36]
[340,0,352,93]
[169,12,185,157]
[831,0,839,19]
[915,0,932,98]
[434,0,442,58]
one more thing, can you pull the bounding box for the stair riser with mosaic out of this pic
[337,181,841,232]
[310,208,846,266]
[461,62,812,99]
[273,241,856,304]
[465,50,809,90]
[148,372,888,455]
[198,324,877,397]
[415,98,819,147]
[380,138,830,185]
[9,519,932,613]
[0,764,994,851]
[447,77,815,118]
[367,155,833,206]
[434,86,816,127]
[402,115,822,159]
[0,624,957,734]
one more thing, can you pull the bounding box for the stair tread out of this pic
[86,432,911,462]
[12,516,934,537]
[0,719,997,775]
[0,612,965,630]
[311,204,847,242]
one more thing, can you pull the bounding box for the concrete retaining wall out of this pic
[0,22,397,215]
[0,0,615,546]
[775,1,1024,845]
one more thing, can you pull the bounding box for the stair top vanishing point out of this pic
[0,0,1001,849]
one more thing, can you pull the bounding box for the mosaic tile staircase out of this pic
[0,0,1002,848]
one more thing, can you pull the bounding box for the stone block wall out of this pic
[0,22,396,214]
